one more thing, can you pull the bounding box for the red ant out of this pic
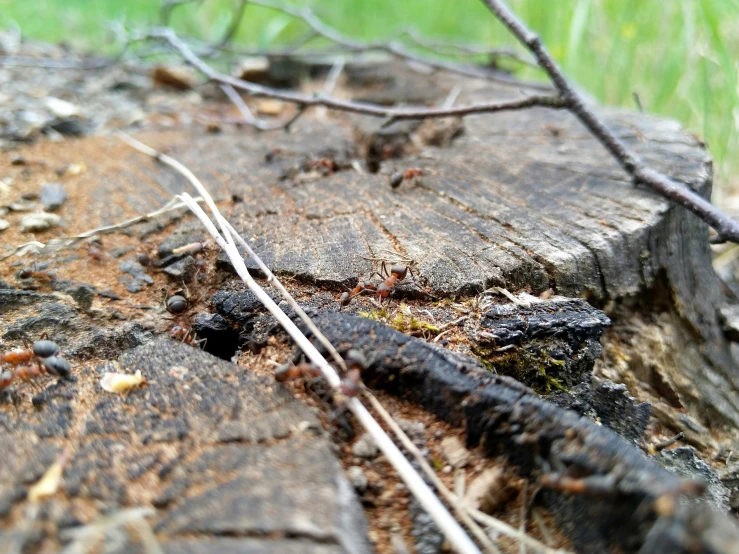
[374,262,415,301]
[274,363,323,383]
[86,238,108,262]
[0,338,71,392]
[306,158,337,173]
[339,368,362,398]
[403,168,423,180]
[16,265,56,284]
[339,280,378,307]
[338,263,416,306]
[388,169,423,189]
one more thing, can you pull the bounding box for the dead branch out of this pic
[243,0,548,89]
[159,0,547,89]
[147,28,566,123]
[216,0,248,48]
[479,0,739,244]
[398,27,539,69]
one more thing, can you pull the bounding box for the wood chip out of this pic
[440,436,470,468]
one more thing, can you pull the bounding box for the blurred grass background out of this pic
[2,0,738,196]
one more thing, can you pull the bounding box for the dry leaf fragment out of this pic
[100,369,146,394]
[440,436,470,469]
[28,449,71,502]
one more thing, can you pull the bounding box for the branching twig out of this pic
[160,0,547,88]
[245,0,548,89]
[0,197,202,263]
[148,27,566,124]
[398,27,539,69]
[216,0,248,49]
[117,131,481,554]
[479,0,739,244]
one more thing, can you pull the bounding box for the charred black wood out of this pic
[303,312,739,553]
[474,296,610,392]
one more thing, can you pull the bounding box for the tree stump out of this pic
[1,56,738,553]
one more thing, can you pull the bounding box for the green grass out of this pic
[3,0,738,191]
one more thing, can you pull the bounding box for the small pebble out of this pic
[40,182,68,212]
[20,212,61,233]
[44,97,81,119]
[0,219,8,232]
[347,466,368,493]
[398,418,426,446]
[352,433,379,459]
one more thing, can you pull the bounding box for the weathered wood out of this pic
[0,293,370,553]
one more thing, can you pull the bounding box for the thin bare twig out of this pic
[219,83,287,130]
[399,27,539,69]
[245,0,549,90]
[0,197,202,262]
[148,27,567,123]
[479,0,739,244]
[216,0,248,49]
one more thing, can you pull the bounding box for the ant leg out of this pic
[370,270,387,282]
[406,265,420,286]
[380,261,390,279]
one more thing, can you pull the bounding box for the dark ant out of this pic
[165,293,189,315]
[164,292,205,348]
[387,169,423,189]
[264,148,282,162]
[388,172,404,189]
[0,338,71,393]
